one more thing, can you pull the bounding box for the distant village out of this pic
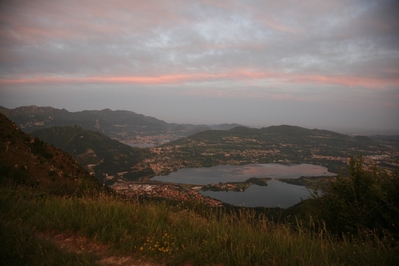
[110,181,224,207]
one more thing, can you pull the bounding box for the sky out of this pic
[0,0,398,134]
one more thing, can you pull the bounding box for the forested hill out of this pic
[31,125,154,183]
[168,125,376,151]
[153,125,395,175]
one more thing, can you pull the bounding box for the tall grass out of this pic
[1,184,397,265]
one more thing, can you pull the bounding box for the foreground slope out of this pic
[0,113,103,194]
[1,163,398,265]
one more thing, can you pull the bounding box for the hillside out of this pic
[0,113,103,194]
[31,125,154,183]
[147,125,398,175]
[0,105,240,145]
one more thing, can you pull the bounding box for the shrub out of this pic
[30,137,53,160]
[305,155,399,239]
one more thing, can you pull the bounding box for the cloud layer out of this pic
[0,0,398,132]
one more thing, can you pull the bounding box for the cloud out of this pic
[1,70,397,90]
[2,0,397,81]
[0,0,398,132]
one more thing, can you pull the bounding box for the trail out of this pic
[36,231,163,266]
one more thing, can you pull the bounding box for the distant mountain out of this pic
[31,125,154,183]
[0,105,168,135]
[209,123,243,130]
[0,105,241,144]
[0,113,103,194]
[182,125,370,148]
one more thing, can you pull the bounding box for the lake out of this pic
[152,163,335,208]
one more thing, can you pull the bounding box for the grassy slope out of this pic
[0,114,103,195]
[1,184,398,266]
[0,113,104,265]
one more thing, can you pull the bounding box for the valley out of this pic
[1,106,398,265]
[1,106,399,206]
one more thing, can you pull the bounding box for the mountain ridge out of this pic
[0,105,241,144]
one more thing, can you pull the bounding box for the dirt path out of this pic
[36,231,163,266]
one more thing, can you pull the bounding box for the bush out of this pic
[30,137,53,160]
[305,155,399,239]
[0,165,28,184]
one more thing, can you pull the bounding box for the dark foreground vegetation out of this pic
[304,155,399,240]
[1,157,399,265]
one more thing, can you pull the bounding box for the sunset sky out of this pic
[0,0,398,134]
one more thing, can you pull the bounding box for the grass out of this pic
[1,183,398,265]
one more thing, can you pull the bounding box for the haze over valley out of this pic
[2,105,397,192]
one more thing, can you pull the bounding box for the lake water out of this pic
[127,143,155,148]
[152,164,335,208]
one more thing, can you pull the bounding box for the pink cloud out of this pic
[1,70,397,89]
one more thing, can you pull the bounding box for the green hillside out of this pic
[31,125,154,183]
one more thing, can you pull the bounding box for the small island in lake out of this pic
[200,177,271,192]
[277,175,334,191]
